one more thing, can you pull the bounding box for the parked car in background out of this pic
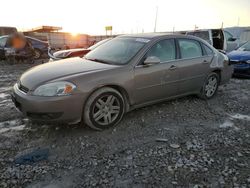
[26,36,49,59]
[227,41,250,78]
[48,38,112,61]
[0,35,49,60]
[12,34,233,130]
[186,29,237,52]
[0,26,17,36]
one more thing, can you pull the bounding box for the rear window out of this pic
[178,39,203,59]
[202,44,214,55]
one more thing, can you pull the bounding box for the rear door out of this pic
[134,38,179,104]
[177,38,213,94]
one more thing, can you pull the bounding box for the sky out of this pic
[1,0,249,35]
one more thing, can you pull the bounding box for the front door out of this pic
[134,39,179,104]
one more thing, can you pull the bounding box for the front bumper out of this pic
[233,65,250,78]
[12,84,85,124]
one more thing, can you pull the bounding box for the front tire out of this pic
[83,87,125,130]
[199,72,219,99]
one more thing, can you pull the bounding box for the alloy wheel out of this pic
[205,76,218,97]
[92,94,121,126]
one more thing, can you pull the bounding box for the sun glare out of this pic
[71,32,79,37]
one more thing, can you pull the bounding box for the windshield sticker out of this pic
[135,38,150,43]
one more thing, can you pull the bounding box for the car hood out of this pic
[53,48,87,58]
[227,50,250,61]
[20,57,118,90]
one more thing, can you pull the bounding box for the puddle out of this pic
[230,114,250,121]
[0,99,11,104]
[0,125,25,134]
[219,120,234,128]
[0,119,20,128]
[0,86,12,93]
[0,119,26,134]
[0,93,9,99]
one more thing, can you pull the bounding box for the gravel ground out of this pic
[0,61,249,188]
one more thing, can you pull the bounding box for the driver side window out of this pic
[146,39,176,62]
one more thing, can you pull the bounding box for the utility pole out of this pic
[237,17,240,26]
[154,6,158,32]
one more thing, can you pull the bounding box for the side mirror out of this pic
[143,56,160,66]
[228,37,237,42]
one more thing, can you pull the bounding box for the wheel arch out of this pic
[212,69,221,84]
[85,84,131,112]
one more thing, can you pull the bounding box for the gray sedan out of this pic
[12,34,233,130]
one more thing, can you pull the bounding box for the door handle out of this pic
[203,60,209,64]
[169,65,177,70]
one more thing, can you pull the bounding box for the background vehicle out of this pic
[186,29,237,52]
[0,26,17,36]
[0,35,49,60]
[227,41,250,78]
[26,36,49,59]
[49,38,112,61]
[225,26,250,46]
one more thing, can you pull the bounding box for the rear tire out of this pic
[199,72,219,100]
[83,87,125,130]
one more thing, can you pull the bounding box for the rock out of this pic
[172,181,178,185]
[218,176,225,185]
[170,144,180,149]
[155,138,168,142]
[237,152,243,157]
[0,182,7,188]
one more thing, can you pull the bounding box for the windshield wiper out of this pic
[85,57,112,65]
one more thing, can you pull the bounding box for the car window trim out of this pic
[200,42,215,57]
[135,38,177,67]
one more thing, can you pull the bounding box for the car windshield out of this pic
[85,37,148,65]
[88,39,111,50]
[238,41,250,51]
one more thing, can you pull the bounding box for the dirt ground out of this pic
[0,61,249,188]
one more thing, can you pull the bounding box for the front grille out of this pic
[18,83,29,93]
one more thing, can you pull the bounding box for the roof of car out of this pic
[118,33,176,39]
[118,33,201,40]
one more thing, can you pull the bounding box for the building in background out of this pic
[23,26,89,49]
[23,26,116,50]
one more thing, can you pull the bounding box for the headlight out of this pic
[33,81,76,97]
[246,60,250,64]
